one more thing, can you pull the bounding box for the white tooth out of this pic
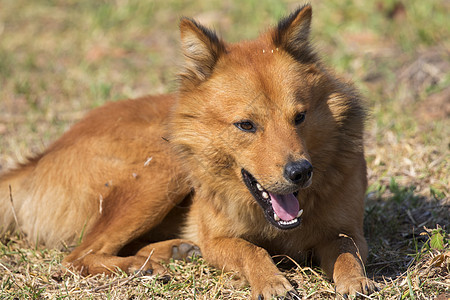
[279,217,300,226]
[262,191,269,199]
[274,213,280,221]
[297,209,303,218]
[256,183,263,191]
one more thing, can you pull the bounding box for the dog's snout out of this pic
[284,160,313,186]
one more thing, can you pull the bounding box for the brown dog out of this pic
[0,5,374,298]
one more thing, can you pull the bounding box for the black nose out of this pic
[284,160,313,185]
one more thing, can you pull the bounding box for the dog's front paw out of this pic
[171,242,202,261]
[252,273,295,299]
[127,256,167,276]
[335,275,376,298]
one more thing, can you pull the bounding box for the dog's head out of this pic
[171,5,365,230]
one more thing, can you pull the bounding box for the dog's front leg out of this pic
[200,236,296,299]
[316,234,375,297]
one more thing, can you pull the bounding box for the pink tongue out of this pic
[269,193,299,221]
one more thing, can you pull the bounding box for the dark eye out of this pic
[294,112,306,125]
[234,120,256,133]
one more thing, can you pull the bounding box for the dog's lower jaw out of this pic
[241,168,303,230]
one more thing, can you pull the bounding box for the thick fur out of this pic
[0,5,374,298]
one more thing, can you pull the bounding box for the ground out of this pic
[0,0,448,299]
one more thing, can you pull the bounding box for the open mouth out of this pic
[241,169,303,230]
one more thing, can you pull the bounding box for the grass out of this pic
[0,0,449,298]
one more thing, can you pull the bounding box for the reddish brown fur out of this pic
[0,5,374,298]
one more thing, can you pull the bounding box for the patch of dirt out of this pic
[397,48,450,103]
[415,86,450,122]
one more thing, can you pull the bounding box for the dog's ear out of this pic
[179,18,226,86]
[273,5,314,62]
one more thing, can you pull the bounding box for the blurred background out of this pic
[0,0,448,298]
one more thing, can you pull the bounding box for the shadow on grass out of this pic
[364,178,449,280]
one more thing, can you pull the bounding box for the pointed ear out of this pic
[273,5,314,62]
[179,18,226,86]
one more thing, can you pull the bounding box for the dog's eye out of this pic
[234,121,256,133]
[294,112,306,125]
